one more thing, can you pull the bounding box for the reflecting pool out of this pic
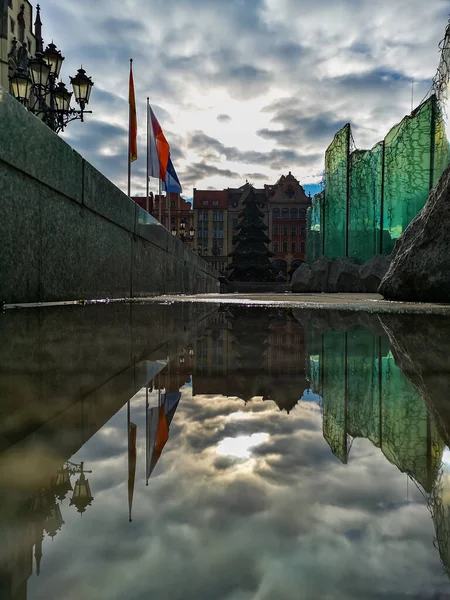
[2,302,450,599]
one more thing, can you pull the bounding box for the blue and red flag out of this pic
[163,154,182,194]
[148,105,170,181]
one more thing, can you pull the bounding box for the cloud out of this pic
[38,0,448,194]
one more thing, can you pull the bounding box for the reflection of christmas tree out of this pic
[227,186,277,282]
[228,306,272,402]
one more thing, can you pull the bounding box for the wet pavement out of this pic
[2,301,450,599]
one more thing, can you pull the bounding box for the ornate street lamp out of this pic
[70,462,94,514]
[52,465,73,501]
[8,6,94,133]
[9,67,31,105]
[44,503,65,538]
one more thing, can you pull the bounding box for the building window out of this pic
[213,200,219,206]
[300,241,305,253]
[273,208,280,219]
[198,211,208,221]
[283,241,288,253]
[27,38,32,52]
[291,224,296,236]
[282,225,288,236]
[273,224,279,236]
[202,200,209,206]
[232,219,238,229]
[299,208,307,219]
[10,18,15,34]
[171,201,175,208]
[291,242,296,253]
[290,208,298,219]
[213,211,224,221]
[300,224,306,237]
[282,208,289,218]
[273,241,279,253]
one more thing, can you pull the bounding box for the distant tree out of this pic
[227,185,277,282]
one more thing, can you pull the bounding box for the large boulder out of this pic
[360,254,391,293]
[379,164,450,302]
[328,257,360,292]
[291,263,312,292]
[310,257,331,291]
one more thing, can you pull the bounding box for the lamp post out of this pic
[8,8,94,134]
[171,220,195,244]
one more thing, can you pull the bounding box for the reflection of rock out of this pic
[292,308,386,336]
[378,313,450,448]
[379,164,450,302]
[291,255,391,293]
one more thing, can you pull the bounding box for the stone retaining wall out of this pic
[0,88,218,303]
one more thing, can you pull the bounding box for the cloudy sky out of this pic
[25,387,450,600]
[39,0,447,197]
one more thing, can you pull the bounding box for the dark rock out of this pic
[291,263,312,292]
[328,258,360,292]
[310,257,331,291]
[379,164,450,302]
[360,254,391,293]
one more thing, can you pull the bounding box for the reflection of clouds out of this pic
[28,386,450,600]
[217,433,270,459]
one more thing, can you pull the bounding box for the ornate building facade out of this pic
[0,0,37,90]
[193,172,311,275]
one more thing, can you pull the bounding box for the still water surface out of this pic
[2,302,450,599]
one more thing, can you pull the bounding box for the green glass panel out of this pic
[434,101,450,187]
[322,331,348,463]
[348,143,383,263]
[346,330,380,445]
[306,192,324,265]
[381,351,442,492]
[382,98,433,254]
[324,124,350,259]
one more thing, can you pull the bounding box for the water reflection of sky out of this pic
[27,384,450,600]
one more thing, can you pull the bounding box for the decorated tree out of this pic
[227,186,277,282]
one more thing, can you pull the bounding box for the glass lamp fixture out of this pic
[180,222,186,233]
[171,226,177,236]
[54,82,72,112]
[70,67,94,109]
[29,54,50,88]
[52,466,73,501]
[45,503,65,538]
[9,69,31,104]
[70,463,94,514]
[189,226,195,238]
[43,42,64,78]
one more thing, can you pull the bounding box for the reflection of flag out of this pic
[146,392,181,481]
[163,154,182,194]
[148,105,170,180]
[128,62,137,163]
[128,421,137,522]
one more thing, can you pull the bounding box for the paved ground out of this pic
[152,293,450,315]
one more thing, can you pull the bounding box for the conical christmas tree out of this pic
[227,186,277,282]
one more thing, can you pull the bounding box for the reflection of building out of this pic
[193,173,312,275]
[0,0,37,90]
[189,308,308,412]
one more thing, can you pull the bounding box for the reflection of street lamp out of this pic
[70,462,94,514]
[179,349,186,364]
[188,348,194,357]
[45,503,65,538]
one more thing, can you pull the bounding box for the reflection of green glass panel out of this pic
[381,352,442,491]
[324,125,350,259]
[322,331,347,463]
[434,102,450,187]
[383,98,433,254]
[347,330,380,445]
[306,192,324,265]
[431,463,450,575]
[348,143,383,263]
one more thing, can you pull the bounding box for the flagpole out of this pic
[145,385,149,486]
[146,97,150,214]
[168,190,171,232]
[127,58,133,198]
[159,178,162,224]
